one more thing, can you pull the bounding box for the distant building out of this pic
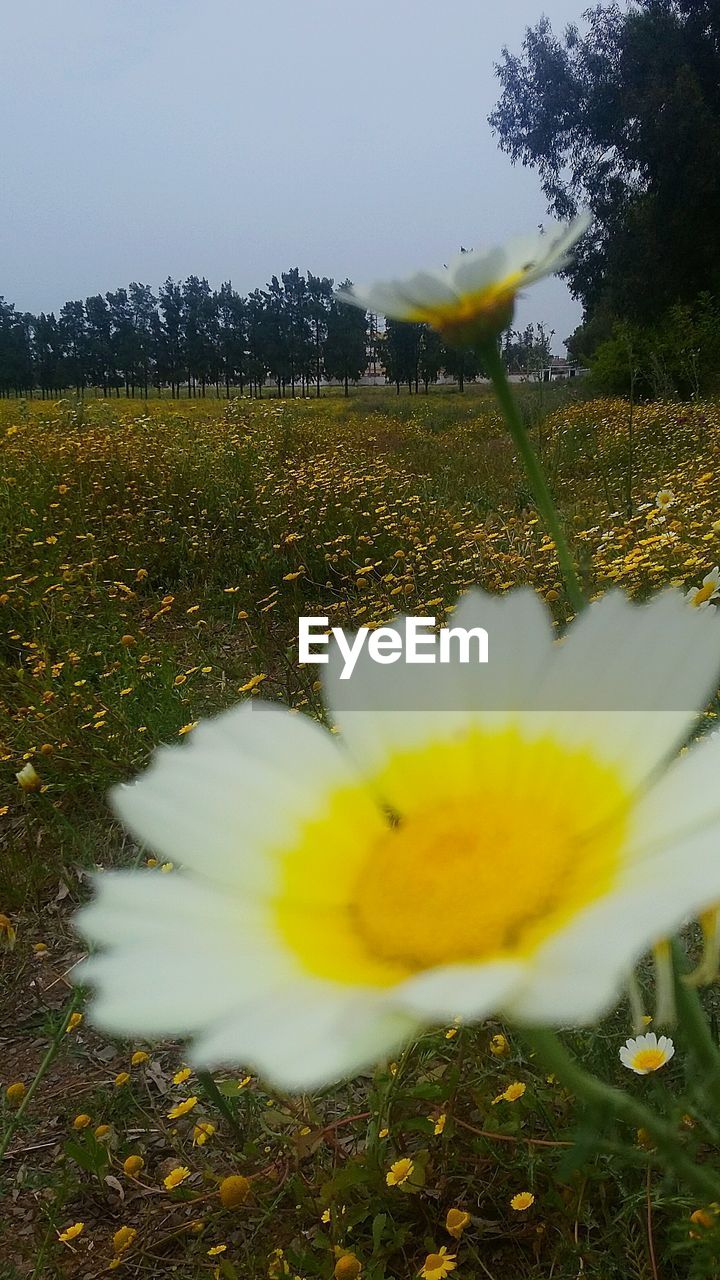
[531,357,589,383]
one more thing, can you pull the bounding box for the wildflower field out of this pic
[2,387,720,1279]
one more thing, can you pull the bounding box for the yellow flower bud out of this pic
[113,1225,137,1254]
[334,1253,362,1280]
[445,1207,471,1239]
[218,1174,251,1208]
[16,763,41,792]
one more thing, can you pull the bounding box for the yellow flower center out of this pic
[693,581,717,606]
[405,274,524,344]
[424,1256,446,1276]
[275,727,629,985]
[631,1048,666,1073]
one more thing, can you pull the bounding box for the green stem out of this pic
[672,939,720,1104]
[197,1070,245,1145]
[480,342,586,614]
[525,1028,720,1203]
[0,995,82,1163]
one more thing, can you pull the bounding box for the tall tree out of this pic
[418,325,444,392]
[106,288,137,396]
[155,278,184,398]
[245,289,269,397]
[325,284,368,395]
[490,1,720,326]
[0,299,34,396]
[215,282,246,398]
[58,301,88,394]
[85,295,114,395]
[182,276,216,396]
[306,273,334,397]
[384,319,422,393]
[33,313,63,397]
[128,283,157,398]
[281,268,312,397]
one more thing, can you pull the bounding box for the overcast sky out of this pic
[2,0,595,351]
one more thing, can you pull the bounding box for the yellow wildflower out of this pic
[167,1095,198,1119]
[386,1158,414,1187]
[163,1165,191,1190]
[193,1121,216,1146]
[510,1191,535,1211]
[489,1033,509,1057]
[492,1081,526,1104]
[58,1222,85,1244]
[419,1247,456,1280]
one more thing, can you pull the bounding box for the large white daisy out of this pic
[76,588,720,1090]
[337,214,591,344]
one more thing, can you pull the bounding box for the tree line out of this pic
[0,268,554,400]
[0,271,369,400]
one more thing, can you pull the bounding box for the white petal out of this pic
[190,983,420,1090]
[449,246,510,295]
[111,701,364,894]
[75,870,296,1036]
[622,732,720,908]
[392,270,457,309]
[394,959,525,1021]
[337,281,417,321]
[538,590,720,783]
[324,587,555,778]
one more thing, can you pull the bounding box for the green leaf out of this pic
[371,1213,387,1252]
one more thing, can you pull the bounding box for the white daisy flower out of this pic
[686,567,720,609]
[75,588,720,1090]
[655,489,674,511]
[337,213,591,345]
[619,1031,675,1074]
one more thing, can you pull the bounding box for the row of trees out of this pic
[384,321,553,393]
[0,272,368,399]
[0,271,555,400]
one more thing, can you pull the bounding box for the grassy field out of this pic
[2,388,720,1278]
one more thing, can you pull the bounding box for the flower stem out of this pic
[0,995,82,1162]
[524,1027,720,1203]
[197,1070,246,1145]
[672,939,720,1105]
[480,342,586,614]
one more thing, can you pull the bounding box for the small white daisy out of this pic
[619,1031,675,1075]
[655,489,674,511]
[686,567,720,609]
[337,214,591,346]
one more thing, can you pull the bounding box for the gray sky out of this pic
[2,0,593,351]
